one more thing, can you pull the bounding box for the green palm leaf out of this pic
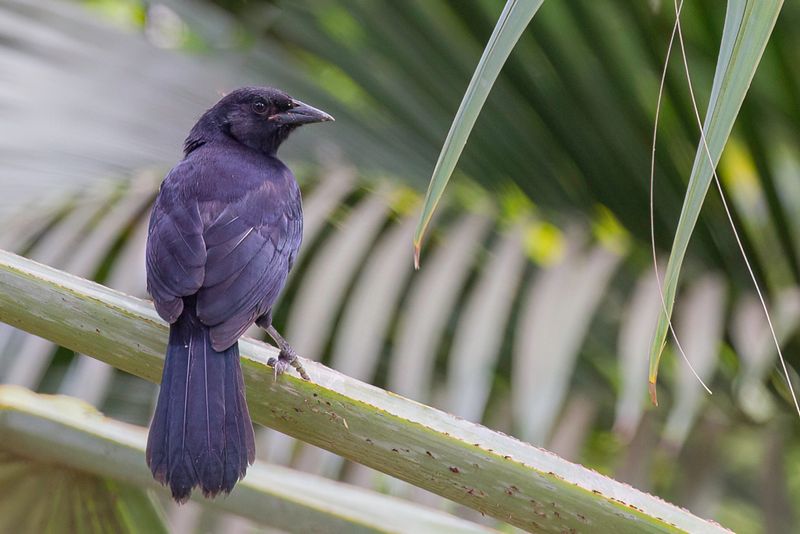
[648,0,784,402]
[412,0,544,266]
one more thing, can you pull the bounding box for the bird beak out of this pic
[271,100,334,125]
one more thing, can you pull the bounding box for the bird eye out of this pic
[252,100,268,114]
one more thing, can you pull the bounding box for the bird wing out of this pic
[145,165,207,323]
[196,178,303,351]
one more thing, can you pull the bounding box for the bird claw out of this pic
[267,355,289,382]
[267,348,310,382]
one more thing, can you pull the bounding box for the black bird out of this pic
[145,87,333,502]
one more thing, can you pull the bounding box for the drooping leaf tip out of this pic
[413,244,421,270]
[648,381,658,406]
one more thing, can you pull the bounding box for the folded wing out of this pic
[197,182,302,351]
[145,166,207,323]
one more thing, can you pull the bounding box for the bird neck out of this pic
[257,125,295,156]
[184,114,224,156]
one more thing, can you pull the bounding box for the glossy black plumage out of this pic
[146,297,255,502]
[145,87,331,501]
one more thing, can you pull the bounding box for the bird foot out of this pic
[267,348,310,381]
[265,324,311,381]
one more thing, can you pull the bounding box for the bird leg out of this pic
[265,325,310,381]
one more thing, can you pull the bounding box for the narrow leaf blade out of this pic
[412,0,544,266]
[648,0,784,395]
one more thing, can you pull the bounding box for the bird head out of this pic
[184,86,334,155]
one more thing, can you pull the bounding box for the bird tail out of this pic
[146,303,256,503]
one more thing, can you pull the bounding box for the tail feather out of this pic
[146,305,256,502]
[222,348,256,491]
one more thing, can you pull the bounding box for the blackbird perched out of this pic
[145,87,333,502]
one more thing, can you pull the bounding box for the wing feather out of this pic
[199,177,302,351]
[146,165,206,323]
[146,156,302,346]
